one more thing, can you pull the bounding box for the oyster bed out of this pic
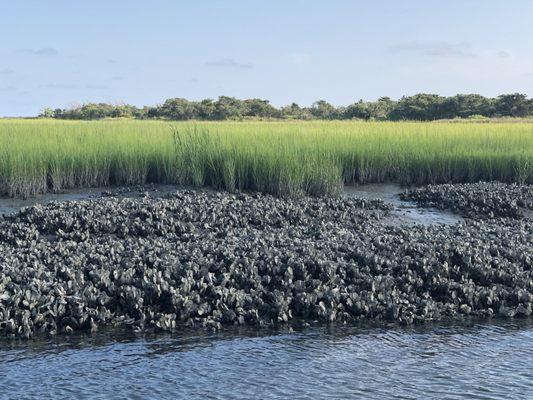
[0,183,532,338]
[402,182,533,218]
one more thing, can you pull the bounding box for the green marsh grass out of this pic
[0,119,532,198]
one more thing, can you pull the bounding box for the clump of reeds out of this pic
[0,119,531,198]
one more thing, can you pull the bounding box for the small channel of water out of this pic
[344,183,463,226]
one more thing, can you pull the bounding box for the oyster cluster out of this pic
[401,182,533,218]
[0,187,531,338]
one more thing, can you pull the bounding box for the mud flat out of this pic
[0,184,187,217]
[0,183,532,338]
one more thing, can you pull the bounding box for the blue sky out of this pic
[1,0,533,116]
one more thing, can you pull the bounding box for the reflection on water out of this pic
[1,319,532,399]
[344,183,464,226]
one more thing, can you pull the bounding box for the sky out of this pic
[1,0,533,116]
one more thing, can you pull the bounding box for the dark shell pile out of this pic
[0,186,532,338]
[401,182,533,218]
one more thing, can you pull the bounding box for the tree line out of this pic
[40,93,533,121]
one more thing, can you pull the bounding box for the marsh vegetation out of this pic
[0,119,531,198]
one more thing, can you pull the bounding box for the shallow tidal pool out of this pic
[343,183,463,226]
[1,320,532,399]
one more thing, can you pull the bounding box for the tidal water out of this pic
[1,320,532,399]
[343,183,463,226]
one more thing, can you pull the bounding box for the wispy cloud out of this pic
[289,52,312,65]
[22,47,59,56]
[0,86,17,92]
[86,84,108,90]
[205,58,253,69]
[390,41,477,58]
[0,68,15,75]
[111,76,123,81]
[41,83,79,89]
[496,50,510,59]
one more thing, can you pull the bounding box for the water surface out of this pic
[1,320,531,399]
[344,183,463,226]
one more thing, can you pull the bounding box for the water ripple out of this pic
[1,320,532,399]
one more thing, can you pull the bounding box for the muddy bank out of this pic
[1,183,464,226]
[0,186,532,338]
[0,184,188,217]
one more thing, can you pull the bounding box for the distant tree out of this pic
[133,106,150,119]
[107,104,137,118]
[197,99,216,120]
[79,103,111,119]
[494,93,531,117]
[389,94,446,120]
[310,100,337,119]
[243,98,279,118]
[39,107,55,118]
[343,100,369,119]
[281,103,303,119]
[343,99,395,120]
[56,106,81,119]
[145,106,161,119]
[441,94,494,118]
[40,93,533,121]
[368,97,396,120]
[159,98,198,120]
[213,96,247,119]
